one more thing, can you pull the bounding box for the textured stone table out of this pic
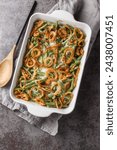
[0,0,100,150]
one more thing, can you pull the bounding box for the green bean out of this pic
[42,53,48,59]
[38,23,48,31]
[68,78,74,92]
[24,83,37,90]
[33,40,38,47]
[45,102,56,107]
[48,93,55,99]
[22,66,32,76]
[38,56,43,63]
[37,71,45,76]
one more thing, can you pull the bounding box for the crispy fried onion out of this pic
[80,48,84,55]
[25,57,36,68]
[28,42,34,49]
[21,69,30,79]
[19,80,26,88]
[36,20,44,28]
[58,66,69,72]
[46,44,61,58]
[52,55,57,64]
[62,48,74,64]
[49,31,57,42]
[14,90,29,101]
[74,67,80,86]
[48,25,54,31]
[45,68,58,84]
[64,24,72,34]
[76,47,84,56]
[31,48,41,58]
[44,57,53,67]
[19,76,26,81]
[31,20,44,36]
[47,43,61,49]
[58,71,72,81]
[34,97,45,106]
[41,85,51,92]
[51,82,61,96]
[58,27,68,39]
[69,37,78,45]
[78,39,85,47]
[33,30,39,37]
[29,87,44,99]
[54,98,63,109]
[45,30,50,39]
[74,28,84,40]
[61,92,73,104]
[64,81,71,91]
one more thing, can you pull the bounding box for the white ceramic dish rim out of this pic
[10,10,92,117]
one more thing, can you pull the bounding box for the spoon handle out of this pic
[7,45,16,60]
[13,1,37,60]
[16,1,37,46]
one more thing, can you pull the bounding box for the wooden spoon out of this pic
[0,1,37,88]
[0,45,16,87]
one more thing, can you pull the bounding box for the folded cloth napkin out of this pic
[0,0,100,136]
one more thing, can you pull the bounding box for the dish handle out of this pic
[27,104,53,117]
[50,10,75,22]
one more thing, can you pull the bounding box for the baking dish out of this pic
[10,10,91,117]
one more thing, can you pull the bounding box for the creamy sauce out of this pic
[50,42,56,46]
[40,67,47,79]
[41,67,47,73]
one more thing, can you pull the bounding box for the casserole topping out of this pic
[14,20,85,108]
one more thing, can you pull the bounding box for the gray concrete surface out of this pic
[0,0,100,150]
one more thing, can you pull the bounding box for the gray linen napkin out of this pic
[0,0,100,136]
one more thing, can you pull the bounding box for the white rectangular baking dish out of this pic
[10,10,91,117]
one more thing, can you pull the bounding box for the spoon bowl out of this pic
[0,45,16,87]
